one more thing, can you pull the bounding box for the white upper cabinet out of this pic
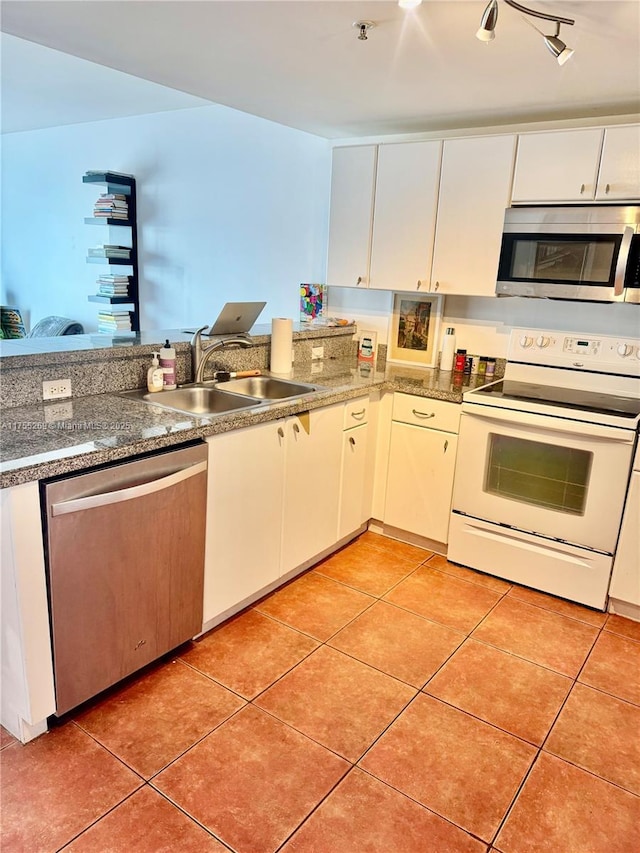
[596,125,640,200]
[511,128,604,203]
[326,145,377,289]
[431,135,516,297]
[369,141,441,292]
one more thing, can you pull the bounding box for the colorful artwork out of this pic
[300,283,325,322]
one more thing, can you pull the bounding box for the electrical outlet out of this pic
[311,345,324,360]
[44,402,73,423]
[42,378,72,400]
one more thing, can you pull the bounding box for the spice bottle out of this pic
[478,357,488,379]
[486,357,497,378]
[454,349,467,373]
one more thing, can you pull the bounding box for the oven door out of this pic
[452,405,635,554]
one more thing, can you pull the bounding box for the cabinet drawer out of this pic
[392,393,460,433]
[344,396,369,429]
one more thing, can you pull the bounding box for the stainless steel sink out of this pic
[121,385,263,416]
[217,376,321,400]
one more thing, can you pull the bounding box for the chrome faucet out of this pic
[190,326,252,383]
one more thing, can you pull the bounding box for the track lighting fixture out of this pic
[543,22,574,65]
[398,0,423,8]
[476,0,575,64]
[476,0,499,41]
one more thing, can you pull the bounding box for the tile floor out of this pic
[2,531,640,852]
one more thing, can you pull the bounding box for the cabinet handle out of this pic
[277,426,285,438]
[356,276,362,286]
[580,183,585,194]
[412,409,435,419]
[434,281,440,291]
[605,183,611,195]
[350,409,366,420]
[293,422,300,434]
[444,439,449,453]
[417,280,422,290]
[349,436,356,446]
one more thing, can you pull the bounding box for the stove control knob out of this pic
[617,343,633,357]
[536,335,550,348]
[519,335,533,348]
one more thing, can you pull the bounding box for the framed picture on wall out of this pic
[387,292,442,368]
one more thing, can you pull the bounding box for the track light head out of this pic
[398,0,423,8]
[543,25,574,65]
[475,1,576,64]
[476,0,499,41]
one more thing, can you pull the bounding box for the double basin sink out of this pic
[122,375,323,416]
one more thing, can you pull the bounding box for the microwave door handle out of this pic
[614,226,634,297]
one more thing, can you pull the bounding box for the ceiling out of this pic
[2,1,639,139]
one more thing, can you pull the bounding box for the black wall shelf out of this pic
[83,171,139,332]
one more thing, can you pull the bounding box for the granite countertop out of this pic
[0,359,497,488]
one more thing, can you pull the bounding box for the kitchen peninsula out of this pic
[1,323,493,744]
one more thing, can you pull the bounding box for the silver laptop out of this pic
[186,301,266,337]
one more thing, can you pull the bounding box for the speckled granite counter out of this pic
[0,359,498,488]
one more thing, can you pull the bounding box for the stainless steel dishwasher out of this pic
[42,441,208,715]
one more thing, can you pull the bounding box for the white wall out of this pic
[1,105,330,333]
[328,288,640,359]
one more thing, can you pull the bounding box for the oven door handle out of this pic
[614,226,634,297]
[461,405,635,443]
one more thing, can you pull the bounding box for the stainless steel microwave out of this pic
[496,206,640,303]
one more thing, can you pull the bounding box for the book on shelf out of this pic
[88,245,131,258]
[97,193,127,200]
[98,288,129,297]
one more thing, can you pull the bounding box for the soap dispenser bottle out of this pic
[147,352,164,392]
[159,339,177,390]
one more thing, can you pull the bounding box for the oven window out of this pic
[509,236,618,284]
[485,434,593,515]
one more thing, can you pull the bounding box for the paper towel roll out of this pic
[270,317,293,374]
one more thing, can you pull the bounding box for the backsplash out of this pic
[0,326,357,408]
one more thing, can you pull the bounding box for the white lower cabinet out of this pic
[204,420,284,623]
[338,396,371,540]
[384,394,460,545]
[204,402,345,624]
[338,423,369,540]
[280,404,344,576]
[609,470,640,608]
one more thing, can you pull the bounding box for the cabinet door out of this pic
[609,472,640,606]
[338,423,370,540]
[281,404,344,575]
[596,125,640,200]
[384,422,458,544]
[204,422,284,622]
[326,145,377,288]
[512,129,603,203]
[431,135,516,297]
[369,141,441,291]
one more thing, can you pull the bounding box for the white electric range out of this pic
[448,328,640,610]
